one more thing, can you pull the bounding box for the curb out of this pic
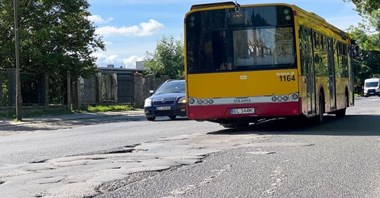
[0,110,145,129]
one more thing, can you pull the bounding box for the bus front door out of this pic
[303,27,316,115]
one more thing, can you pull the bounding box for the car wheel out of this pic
[147,116,155,121]
[169,116,176,120]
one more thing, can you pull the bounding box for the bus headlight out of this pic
[188,97,214,105]
[144,98,152,107]
[189,98,196,105]
[289,93,299,101]
[272,94,298,103]
[197,99,214,105]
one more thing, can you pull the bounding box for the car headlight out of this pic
[144,98,152,107]
[178,97,187,104]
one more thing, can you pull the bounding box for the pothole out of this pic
[107,148,134,154]
[124,143,141,148]
[30,159,48,164]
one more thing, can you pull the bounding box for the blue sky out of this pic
[87,0,362,68]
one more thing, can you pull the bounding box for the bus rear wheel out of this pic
[335,94,347,118]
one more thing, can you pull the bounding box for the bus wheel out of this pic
[220,121,249,129]
[335,94,347,118]
[147,116,156,121]
[335,109,346,118]
[169,116,177,120]
[312,94,324,124]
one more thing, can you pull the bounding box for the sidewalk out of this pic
[0,110,146,131]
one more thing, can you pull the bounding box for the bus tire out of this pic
[220,121,249,129]
[147,116,156,121]
[169,116,177,120]
[313,93,324,124]
[335,93,347,118]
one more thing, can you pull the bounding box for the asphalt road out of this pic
[0,115,222,165]
[0,96,379,198]
[97,97,380,198]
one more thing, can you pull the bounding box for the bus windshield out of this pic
[186,6,296,74]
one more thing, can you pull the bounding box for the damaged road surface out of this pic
[0,118,261,197]
[1,98,380,198]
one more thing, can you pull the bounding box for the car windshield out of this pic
[365,82,378,88]
[155,81,185,94]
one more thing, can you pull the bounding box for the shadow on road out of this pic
[208,114,380,136]
[0,114,147,132]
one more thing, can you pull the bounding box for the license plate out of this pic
[157,106,171,111]
[231,108,255,114]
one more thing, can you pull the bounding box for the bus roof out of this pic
[190,1,236,10]
[188,1,350,43]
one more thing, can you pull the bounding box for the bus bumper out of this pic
[187,102,300,120]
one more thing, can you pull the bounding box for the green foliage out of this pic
[85,105,134,112]
[0,0,105,79]
[345,0,380,88]
[348,24,380,85]
[349,24,380,52]
[144,36,184,79]
[344,0,380,15]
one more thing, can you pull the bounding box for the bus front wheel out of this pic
[220,121,249,129]
[312,94,324,124]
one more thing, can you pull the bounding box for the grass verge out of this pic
[84,105,135,113]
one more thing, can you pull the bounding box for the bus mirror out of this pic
[351,41,362,60]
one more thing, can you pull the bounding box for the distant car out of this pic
[363,78,380,97]
[144,80,186,121]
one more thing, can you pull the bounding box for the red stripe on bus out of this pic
[187,102,301,120]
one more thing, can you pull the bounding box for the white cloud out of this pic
[93,52,144,68]
[122,56,145,68]
[96,19,164,37]
[88,15,114,24]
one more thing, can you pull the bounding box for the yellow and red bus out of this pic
[184,2,360,128]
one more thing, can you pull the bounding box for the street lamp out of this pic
[13,0,22,121]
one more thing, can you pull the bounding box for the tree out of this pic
[0,0,104,109]
[348,24,380,90]
[0,0,104,81]
[345,0,380,91]
[345,0,380,15]
[144,36,184,79]
[348,23,379,51]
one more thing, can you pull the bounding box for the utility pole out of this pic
[13,0,22,121]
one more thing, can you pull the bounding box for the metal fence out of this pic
[0,68,168,109]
